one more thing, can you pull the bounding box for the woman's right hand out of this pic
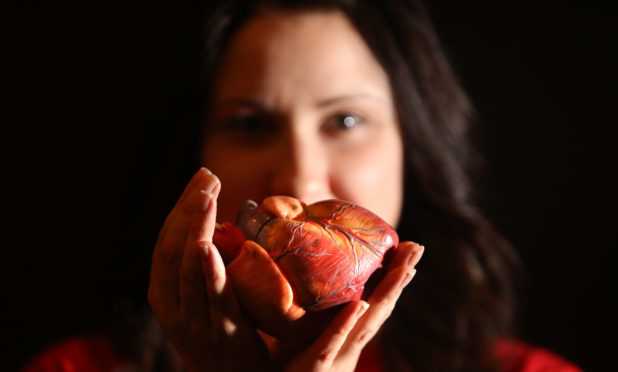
[148,168,269,371]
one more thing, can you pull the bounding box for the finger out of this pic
[152,168,215,290]
[199,230,247,340]
[158,168,214,240]
[292,301,369,370]
[387,241,424,270]
[149,169,219,318]
[339,266,416,357]
[178,186,219,321]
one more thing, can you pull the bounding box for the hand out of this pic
[148,168,424,372]
[282,241,423,372]
[148,168,269,371]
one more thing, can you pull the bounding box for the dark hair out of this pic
[118,0,519,370]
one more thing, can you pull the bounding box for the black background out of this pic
[6,1,616,371]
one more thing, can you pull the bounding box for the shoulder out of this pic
[22,335,128,372]
[496,339,582,372]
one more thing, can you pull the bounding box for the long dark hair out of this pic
[118,0,519,370]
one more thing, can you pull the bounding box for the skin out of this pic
[203,8,404,227]
[149,9,424,372]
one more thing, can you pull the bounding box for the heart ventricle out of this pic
[214,196,399,340]
[255,197,398,310]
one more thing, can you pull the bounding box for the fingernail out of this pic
[407,245,424,267]
[205,175,220,193]
[400,270,416,288]
[196,241,210,260]
[200,167,213,175]
[197,176,219,197]
[356,302,369,319]
[199,190,213,211]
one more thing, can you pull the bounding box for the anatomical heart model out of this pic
[213,196,399,341]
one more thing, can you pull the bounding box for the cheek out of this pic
[330,134,403,226]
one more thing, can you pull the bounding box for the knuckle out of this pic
[163,322,181,338]
[189,222,207,238]
[207,291,229,313]
[158,245,182,267]
[334,325,352,338]
[373,297,397,323]
[382,305,396,321]
[355,328,377,346]
[220,317,238,336]
[205,266,221,284]
[210,316,238,341]
[179,269,201,288]
[182,201,194,215]
[212,283,238,311]
[376,297,391,311]
[207,294,222,312]
[316,348,336,364]
[166,313,184,330]
[156,312,180,334]
[186,320,207,339]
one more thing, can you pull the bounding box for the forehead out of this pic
[213,9,392,103]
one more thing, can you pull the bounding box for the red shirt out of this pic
[23,336,582,372]
[22,336,125,372]
[496,339,582,372]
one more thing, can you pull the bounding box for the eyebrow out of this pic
[214,93,387,110]
[214,98,268,110]
[316,93,387,107]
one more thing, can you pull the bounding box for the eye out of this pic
[340,115,358,129]
[218,114,279,145]
[224,114,275,133]
[324,113,364,133]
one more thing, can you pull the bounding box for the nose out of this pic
[269,127,334,204]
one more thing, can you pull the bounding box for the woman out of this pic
[23,0,581,371]
[147,0,580,370]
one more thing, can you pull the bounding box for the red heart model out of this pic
[213,196,399,340]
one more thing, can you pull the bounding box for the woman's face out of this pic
[202,9,404,227]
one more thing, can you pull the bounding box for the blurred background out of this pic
[6,1,616,370]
